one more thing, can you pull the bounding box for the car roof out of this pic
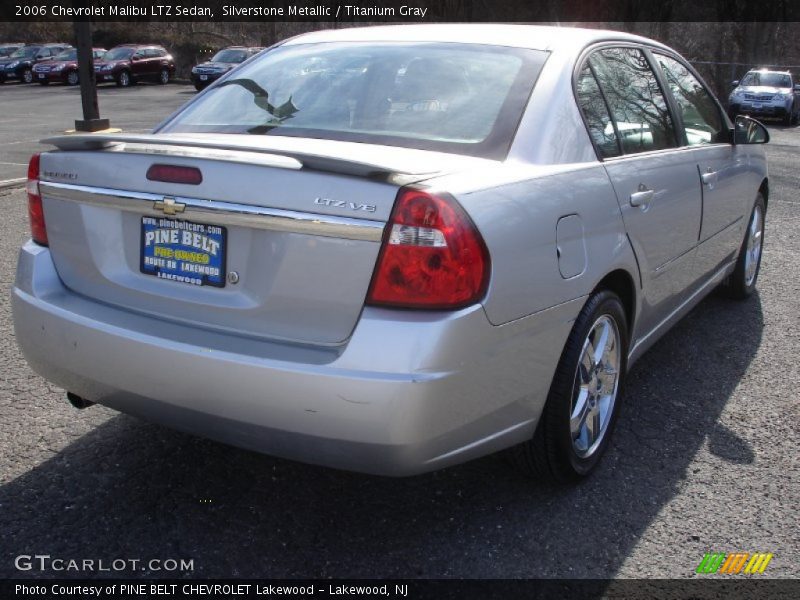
[284,24,672,54]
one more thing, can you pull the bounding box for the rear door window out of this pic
[588,47,678,155]
[576,63,621,158]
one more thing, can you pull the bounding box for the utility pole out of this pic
[73,20,110,132]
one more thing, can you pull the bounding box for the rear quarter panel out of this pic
[429,163,638,326]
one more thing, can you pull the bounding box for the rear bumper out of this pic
[12,241,580,475]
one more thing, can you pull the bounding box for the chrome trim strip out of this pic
[39,181,385,242]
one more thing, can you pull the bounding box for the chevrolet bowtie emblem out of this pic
[154,197,186,216]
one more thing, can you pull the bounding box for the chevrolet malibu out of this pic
[12,25,769,480]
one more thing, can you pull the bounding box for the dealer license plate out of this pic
[199,74,208,81]
[140,216,227,287]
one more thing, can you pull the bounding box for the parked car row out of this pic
[0,42,176,87]
[0,43,263,90]
[0,43,72,84]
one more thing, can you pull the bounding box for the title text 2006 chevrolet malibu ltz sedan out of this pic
[12,25,769,480]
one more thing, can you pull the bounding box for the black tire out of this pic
[116,70,131,87]
[720,193,766,300]
[158,68,170,84]
[66,70,79,86]
[21,68,33,84]
[510,289,629,482]
[193,83,206,92]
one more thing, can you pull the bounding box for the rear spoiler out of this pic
[40,133,441,183]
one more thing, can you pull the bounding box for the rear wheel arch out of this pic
[758,178,769,211]
[593,269,637,339]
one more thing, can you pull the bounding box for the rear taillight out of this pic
[366,188,490,310]
[26,153,47,246]
[146,164,203,185]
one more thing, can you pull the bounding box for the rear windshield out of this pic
[160,42,547,159]
[211,49,249,63]
[105,47,134,61]
[55,49,77,61]
[741,72,792,88]
[11,46,39,59]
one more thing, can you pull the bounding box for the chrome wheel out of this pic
[22,69,33,84]
[118,71,130,87]
[744,204,763,287]
[570,314,621,458]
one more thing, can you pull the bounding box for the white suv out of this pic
[728,69,800,125]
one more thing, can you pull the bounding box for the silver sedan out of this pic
[12,25,768,480]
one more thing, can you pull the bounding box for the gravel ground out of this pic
[0,93,797,580]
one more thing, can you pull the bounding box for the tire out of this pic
[193,83,206,92]
[38,80,49,86]
[511,289,629,482]
[720,194,765,300]
[66,70,79,86]
[21,68,33,84]
[782,112,792,126]
[158,68,170,84]
[116,70,131,87]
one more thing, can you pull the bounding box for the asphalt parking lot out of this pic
[0,81,189,182]
[0,84,798,580]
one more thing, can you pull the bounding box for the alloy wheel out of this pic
[744,203,763,287]
[570,314,621,458]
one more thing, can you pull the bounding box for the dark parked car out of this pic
[94,44,175,87]
[191,46,263,90]
[0,43,72,84]
[0,44,24,58]
[34,48,106,85]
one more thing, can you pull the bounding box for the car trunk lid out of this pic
[37,133,487,345]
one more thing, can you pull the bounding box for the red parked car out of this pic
[94,44,175,87]
[33,48,107,85]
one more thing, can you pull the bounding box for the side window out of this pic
[576,63,621,158]
[654,54,724,145]
[588,47,678,155]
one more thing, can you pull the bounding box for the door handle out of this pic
[630,186,654,208]
[701,168,718,186]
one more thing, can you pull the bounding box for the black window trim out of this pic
[573,41,732,162]
[648,48,733,146]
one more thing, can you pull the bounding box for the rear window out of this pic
[212,49,250,63]
[105,47,134,60]
[55,49,77,61]
[159,42,547,159]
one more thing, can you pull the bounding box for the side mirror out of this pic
[734,115,769,145]
[731,80,739,87]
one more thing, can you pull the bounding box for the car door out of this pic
[131,49,147,77]
[651,52,752,283]
[579,46,703,336]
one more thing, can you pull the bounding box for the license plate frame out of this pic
[199,74,208,81]
[140,216,227,288]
